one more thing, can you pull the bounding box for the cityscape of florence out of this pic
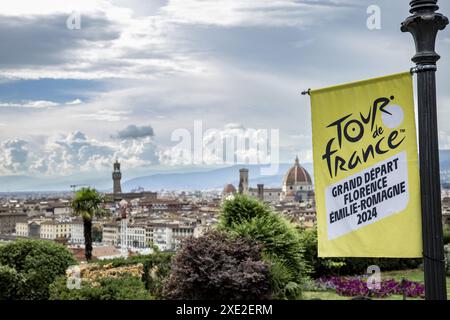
[0,0,450,312]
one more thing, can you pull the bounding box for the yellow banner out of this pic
[310,72,422,257]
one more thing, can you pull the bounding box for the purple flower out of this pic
[315,276,425,299]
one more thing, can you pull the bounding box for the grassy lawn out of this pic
[303,291,349,300]
[303,291,414,300]
[382,269,425,282]
[304,269,450,300]
[383,269,450,300]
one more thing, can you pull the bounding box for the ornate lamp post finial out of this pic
[409,0,439,14]
[402,0,448,65]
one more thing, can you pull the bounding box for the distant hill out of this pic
[121,150,450,191]
[0,174,111,193]
[0,150,449,192]
[0,176,42,192]
[121,163,314,192]
[440,149,450,185]
[440,149,450,163]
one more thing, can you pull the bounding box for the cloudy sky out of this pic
[0,0,449,186]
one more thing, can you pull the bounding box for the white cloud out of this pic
[0,2,201,80]
[0,100,58,109]
[0,0,449,182]
[0,0,362,81]
[66,99,83,105]
[161,0,358,28]
[71,109,130,122]
[30,158,48,174]
[117,137,160,168]
[0,139,29,173]
[0,1,106,16]
[161,123,279,166]
[0,99,86,109]
[0,131,161,176]
[45,131,113,171]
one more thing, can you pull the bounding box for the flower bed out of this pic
[79,263,144,286]
[315,276,425,299]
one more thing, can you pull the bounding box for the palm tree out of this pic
[72,187,104,261]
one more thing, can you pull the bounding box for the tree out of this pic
[443,226,450,245]
[141,252,173,299]
[219,195,311,299]
[163,230,271,300]
[0,239,76,300]
[72,187,104,261]
[299,226,345,278]
[0,265,25,300]
[299,227,422,277]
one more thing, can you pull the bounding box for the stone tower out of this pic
[257,184,264,201]
[238,168,249,195]
[112,159,122,195]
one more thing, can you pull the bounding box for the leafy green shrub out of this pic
[300,227,422,277]
[299,227,346,278]
[341,257,422,275]
[141,252,173,299]
[95,255,149,267]
[49,275,152,300]
[220,195,273,225]
[445,245,450,276]
[0,240,76,300]
[95,252,173,298]
[219,195,310,299]
[0,264,26,300]
[443,226,450,245]
[163,230,271,300]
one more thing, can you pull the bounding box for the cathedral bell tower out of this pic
[239,168,249,195]
[112,159,122,195]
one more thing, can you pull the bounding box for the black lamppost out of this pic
[401,0,448,300]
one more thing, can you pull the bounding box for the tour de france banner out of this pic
[309,72,422,258]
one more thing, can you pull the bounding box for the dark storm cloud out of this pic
[0,13,121,68]
[112,124,155,140]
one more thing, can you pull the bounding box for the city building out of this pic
[222,184,237,200]
[126,224,147,249]
[0,211,27,234]
[53,204,72,216]
[112,159,122,196]
[280,156,315,204]
[15,221,29,237]
[172,224,195,250]
[39,220,71,241]
[120,191,158,202]
[248,185,282,202]
[103,222,120,246]
[238,168,249,195]
[442,196,450,226]
[152,224,173,251]
[224,157,315,206]
[70,220,85,244]
[28,221,42,239]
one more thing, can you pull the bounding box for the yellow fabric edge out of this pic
[310,71,412,95]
